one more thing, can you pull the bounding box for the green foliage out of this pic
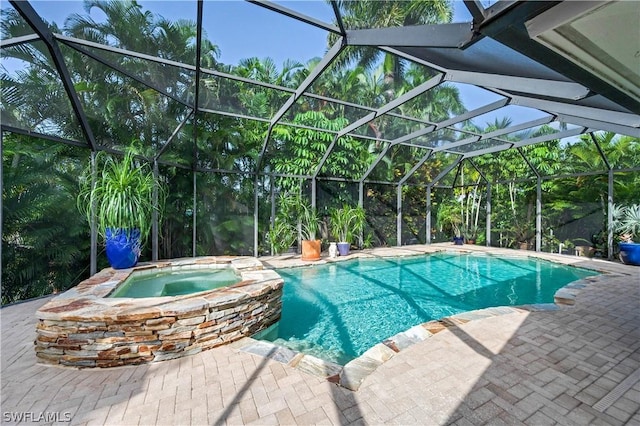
[2,0,640,304]
[276,192,320,241]
[266,218,296,255]
[271,111,373,192]
[2,135,92,305]
[612,204,640,242]
[329,204,366,243]
[77,147,164,248]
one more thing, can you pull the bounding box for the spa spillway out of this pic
[34,257,283,368]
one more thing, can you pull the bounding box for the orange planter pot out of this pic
[301,240,321,261]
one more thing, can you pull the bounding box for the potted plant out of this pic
[77,148,163,269]
[298,201,321,261]
[612,203,640,265]
[266,217,295,256]
[329,204,366,256]
[452,224,464,245]
[464,224,479,244]
[278,192,321,261]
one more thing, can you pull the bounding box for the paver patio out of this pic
[2,245,639,425]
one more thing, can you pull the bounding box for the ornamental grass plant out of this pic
[77,148,164,249]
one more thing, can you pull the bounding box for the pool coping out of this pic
[242,244,631,391]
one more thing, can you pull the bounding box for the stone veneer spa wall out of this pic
[34,257,283,368]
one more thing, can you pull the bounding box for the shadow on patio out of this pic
[1,252,638,425]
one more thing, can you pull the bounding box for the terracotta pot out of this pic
[301,240,321,261]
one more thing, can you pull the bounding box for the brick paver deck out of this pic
[2,246,639,425]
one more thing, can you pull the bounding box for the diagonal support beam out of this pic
[247,0,341,34]
[255,38,344,173]
[482,115,554,139]
[66,43,191,107]
[589,132,612,171]
[399,150,434,185]
[359,145,391,184]
[513,127,587,148]
[10,0,97,151]
[464,0,486,22]
[390,125,437,145]
[432,135,481,153]
[313,75,443,178]
[270,38,344,126]
[431,157,463,187]
[154,110,194,162]
[462,126,588,158]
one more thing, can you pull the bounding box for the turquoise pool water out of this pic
[260,252,598,364]
[109,268,240,298]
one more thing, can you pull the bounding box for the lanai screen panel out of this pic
[541,175,606,253]
[408,151,461,187]
[197,74,291,121]
[264,123,338,179]
[280,95,370,132]
[316,134,380,180]
[1,136,94,302]
[62,41,197,106]
[363,182,397,246]
[33,0,200,66]
[201,0,331,85]
[365,143,418,183]
[389,88,457,124]
[402,184,428,244]
[351,114,426,142]
[472,148,538,183]
[195,172,255,256]
[411,128,477,150]
[1,4,36,38]
[588,131,640,171]
[58,43,192,153]
[158,163,193,259]
[316,180,360,213]
[1,41,84,142]
[196,116,268,173]
[466,105,549,134]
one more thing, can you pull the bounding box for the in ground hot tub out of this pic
[109,266,241,298]
[35,257,283,368]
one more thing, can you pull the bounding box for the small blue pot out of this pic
[453,236,464,245]
[619,242,640,266]
[105,228,141,269]
[336,242,350,256]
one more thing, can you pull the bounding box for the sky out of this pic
[13,0,546,130]
[27,1,472,65]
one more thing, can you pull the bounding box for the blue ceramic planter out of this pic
[453,236,464,245]
[619,242,640,266]
[336,242,350,256]
[105,228,141,269]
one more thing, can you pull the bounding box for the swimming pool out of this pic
[259,252,598,364]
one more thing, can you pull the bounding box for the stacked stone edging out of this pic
[34,257,283,368]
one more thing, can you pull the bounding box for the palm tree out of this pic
[2,135,93,304]
[329,0,452,93]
